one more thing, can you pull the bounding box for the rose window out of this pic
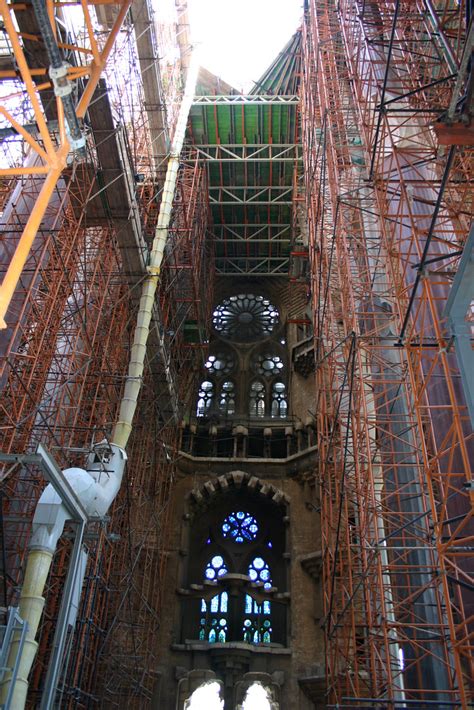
[221,511,259,543]
[212,294,279,342]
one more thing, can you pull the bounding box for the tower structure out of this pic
[0,0,472,708]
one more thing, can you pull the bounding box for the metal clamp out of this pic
[49,63,73,98]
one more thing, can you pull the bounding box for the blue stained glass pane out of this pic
[253,557,264,569]
[264,582,272,590]
[263,601,271,614]
[249,569,258,581]
[201,599,207,612]
[245,595,253,613]
[253,631,259,643]
[219,618,226,626]
[206,538,211,544]
[221,592,228,612]
[217,567,227,577]
[218,629,226,643]
[199,629,205,640]
[209,629,216,643]
[211,555,224,568]
[263,620,271,628]
[260,569,270,581]
[222,511,259,543]
[263,631,271,643]
[267,541,272,548]
[205,568,215,579]
[253,601,259,614]
[210,596,219,612]
[244,619,252,627]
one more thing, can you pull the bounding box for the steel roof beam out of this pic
[191,144,301,162]
[215,257,290,275]
[209,186,293,205]
[212,224,292,241]
[214,238,291,243]
[192,95,299,105]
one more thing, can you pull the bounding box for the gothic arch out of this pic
[180,472,290,647]
[186,470,291,515]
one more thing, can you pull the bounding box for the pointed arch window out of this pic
[244,556,272,643]
[271,381,287,418]
[185,682,223,710]
[188,502,286,647]
[242,683,272,709]
[197,380,214,417]
[249,380,265,418]
[200,555,229,643]
[219,380,235,416]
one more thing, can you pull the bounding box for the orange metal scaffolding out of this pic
[302,0,473,706]
[1,50,209,710]
[0,0,135,327]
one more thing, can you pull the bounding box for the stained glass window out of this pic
[219,380,235,416]
[196,380,214,417]
[204,555,228,580]
[200,557,229,643]
[196,518,278,646]
[253,353,284,378]
[248,557,272,589]
[249,380,265,417]
[243,557,272,643]
[212,294,279,342]
[205,352,235,376]
[271,381,287,418]
[221,511,259,543]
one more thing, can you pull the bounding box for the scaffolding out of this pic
[302,0,473,706]
[0,1,211,705]
[159,153,214,405]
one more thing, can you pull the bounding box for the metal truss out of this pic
[208,186,293,205]
[192,144,302,162]
[215,257,290,276]
[213,224,292,243]
[192,94,300,105]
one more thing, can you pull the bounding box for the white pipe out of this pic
[113,48,200,449]
[0,446,127,708]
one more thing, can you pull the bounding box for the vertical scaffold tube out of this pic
[112,49,200,449]
[0,51,198,709]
